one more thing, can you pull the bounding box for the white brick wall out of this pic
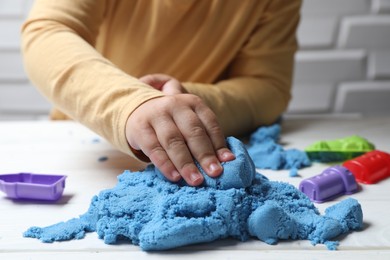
[334,81,390,115]
[0,0,389,120]
[289,0,390,115]
[0,0,50,120]
[373,0,390,13]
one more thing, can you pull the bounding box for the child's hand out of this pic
[125,93,235,186]
[139,74,187,95]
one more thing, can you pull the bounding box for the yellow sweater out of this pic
[21,0,301,160]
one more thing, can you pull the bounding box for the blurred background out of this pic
[0,0,389,121]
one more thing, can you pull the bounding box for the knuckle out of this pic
[157,159,174,173]
[190,125,207,138]
[161,95,178,109]
[165,94,177,102]
[200,105,217,120]
[148,146,169,166]
[165,136,185,150]
[190,95,204,107]
[207,123,222,136]
[148,146,182,181]
[188,94,201,102]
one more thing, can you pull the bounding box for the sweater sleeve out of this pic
[21,0,164,158]
[183,0,302,137]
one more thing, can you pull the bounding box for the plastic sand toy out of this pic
[299,165,358,203]
[343,150,390,184]
[0,173,66,201]
[305,135,375,162]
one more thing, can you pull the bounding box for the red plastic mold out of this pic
[343,150,390,184]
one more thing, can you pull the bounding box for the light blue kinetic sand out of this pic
[247,124,311,175]
[24,137,362,251]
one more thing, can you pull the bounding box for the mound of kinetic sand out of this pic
[247,124,311,175]
[24,137,362,251]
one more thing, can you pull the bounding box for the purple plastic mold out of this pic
[299,165,358,203]
[0,173,66,201]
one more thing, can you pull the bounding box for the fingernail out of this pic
[209,162,222,174]
[190,172,202,183]
[221,151,235,160]
[171,170,181,180]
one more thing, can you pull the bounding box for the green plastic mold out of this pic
[305,135,375,163]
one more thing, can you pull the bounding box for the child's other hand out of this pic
[125,92,235,186]
[139,74,187,95]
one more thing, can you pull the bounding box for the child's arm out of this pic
[183,0,302,136]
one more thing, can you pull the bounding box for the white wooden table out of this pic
[1,117,390,259]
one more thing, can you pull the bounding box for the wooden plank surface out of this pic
[0,117,389,259]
